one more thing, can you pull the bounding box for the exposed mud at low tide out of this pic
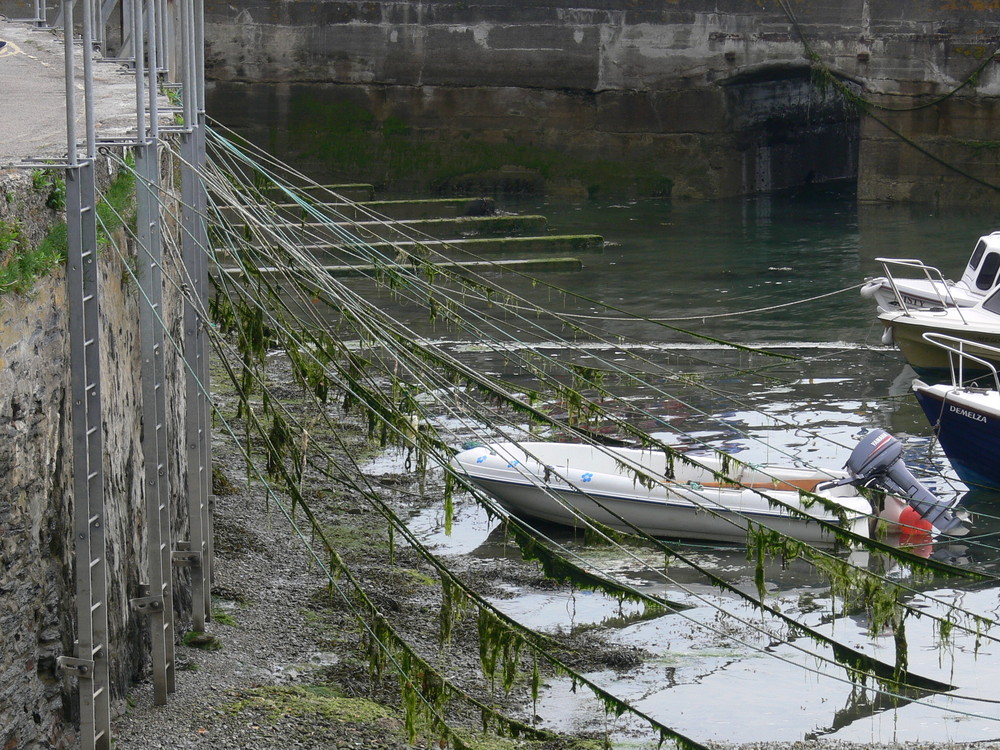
[109,354,1000,749]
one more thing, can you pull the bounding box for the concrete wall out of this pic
[0,154,191,750]
[202,0,1000,203]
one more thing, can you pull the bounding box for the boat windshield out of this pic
[983,286,1000,315]
[976,251,1000,290]
[970,238,987,270]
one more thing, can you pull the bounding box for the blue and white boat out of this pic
[913,332,1000,490]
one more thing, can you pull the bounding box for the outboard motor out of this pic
[845,429,966,535]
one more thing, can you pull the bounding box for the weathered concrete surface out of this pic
[0,19,141,167]
[202,0,1000,204]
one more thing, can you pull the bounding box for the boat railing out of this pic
[874,257,968,324]
[921,331,1000,390]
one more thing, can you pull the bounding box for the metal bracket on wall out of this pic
[172,544,204,569]
[130,595,166,616]
[57,655,97,679]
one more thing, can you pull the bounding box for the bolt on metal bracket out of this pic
[57,655,95,679]
[130,595,165,615]
[171,548,202,567]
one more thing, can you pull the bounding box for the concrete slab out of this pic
[0,19,156,167]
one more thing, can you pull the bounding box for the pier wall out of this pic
[0,154,191,750]
[203,0,1000,204]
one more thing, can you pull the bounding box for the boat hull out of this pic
[880,313,1000,380]
[861,277,979,311]
[451,442,872,546]
[913,381,1000,490]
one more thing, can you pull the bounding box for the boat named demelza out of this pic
[861,231,1000,312]
[450,430,966,547]
[878,285,1000,379]
[913,332,1000,491]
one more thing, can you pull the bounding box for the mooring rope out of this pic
[547,282,867,321]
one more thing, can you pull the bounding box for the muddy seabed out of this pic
[109,359,1000,750]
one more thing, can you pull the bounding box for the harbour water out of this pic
[357,183,1000,745]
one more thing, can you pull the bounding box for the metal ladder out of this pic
[125,0,177,705]
[60,160,113,750]
[177,0,214,631]
[179,117,214,630]
[131,137,177,705]
[57,2,112,747]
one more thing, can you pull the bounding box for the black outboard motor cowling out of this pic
[846,429,965,535]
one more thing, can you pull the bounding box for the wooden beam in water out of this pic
[218,196,496,221]
[262,183,376,202]
[236,215,550,242]
[286,235,604,255]
[221,257,584,278]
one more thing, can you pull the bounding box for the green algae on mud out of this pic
[225,684,396,724]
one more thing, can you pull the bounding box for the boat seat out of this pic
[700,479,825,493]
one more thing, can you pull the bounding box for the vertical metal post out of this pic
[134,139,176,704]
[59,1,112,747]
[180,136,208,632]
[156,0,168,73]
[195,0,214,609]
[129,0,176,704]
[121,0,134,60]
[179,0,212,631]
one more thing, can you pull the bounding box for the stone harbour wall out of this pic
[0,154,191,750]
[203,0,1000,204]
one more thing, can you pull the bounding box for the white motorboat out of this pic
[878,286,1000,377]
[912,333,1000,490]
[861,231,1000,312]
[450,432,964,546]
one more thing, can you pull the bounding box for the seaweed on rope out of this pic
[212,340,713,749]
[165,131,1000,741]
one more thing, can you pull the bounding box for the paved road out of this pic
[0,18,147,167]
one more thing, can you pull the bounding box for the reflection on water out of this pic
[371,185,1000,744]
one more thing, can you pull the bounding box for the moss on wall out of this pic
[267,97,673,198]
[0,165,136,297]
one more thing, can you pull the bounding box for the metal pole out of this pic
[82,0,97,159]
[132,0,146,138]
[64,0,78,166]
[60,1,112,746]
[179,0,213,629]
